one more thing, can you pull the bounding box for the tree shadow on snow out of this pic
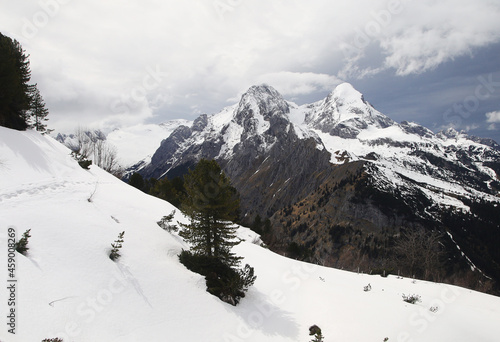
[223,289,300,340]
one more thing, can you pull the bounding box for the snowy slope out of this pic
[106,120,191,167]
[1,127,500,342]
[55,120,191,169]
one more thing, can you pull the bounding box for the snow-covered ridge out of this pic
[302,82,395,139]
[146,84,296,172]
[2,126,500,341]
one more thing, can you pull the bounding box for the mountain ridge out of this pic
[134,83,500,291]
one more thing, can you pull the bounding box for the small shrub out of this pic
[179,250,256,306]
[109,231,125,261]
[364,283,372,292]
[402,293,421,304]
[16,229,31,255]
[429,306,439,313]
[237,264,257,294]
[42,338,64,342]
[309,325,324,342]
[71,151,91,169]
[157,210,178,232]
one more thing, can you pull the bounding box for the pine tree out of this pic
[157,210,178,232]
[179,159,256,305]
[180,159,241,267]
[0,32,32,130]
[109,231,125,261]
[251,214,263,234]
[27,84,51,134]
[129,172,145,191]
[16,229,31,255]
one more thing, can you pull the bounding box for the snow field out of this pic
[1,127,500,341]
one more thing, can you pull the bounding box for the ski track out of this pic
[0,179,97,203]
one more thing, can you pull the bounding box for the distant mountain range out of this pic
[119,83,500,290]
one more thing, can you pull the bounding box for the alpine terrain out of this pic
[2,125,500,342]
[135,83,500,292]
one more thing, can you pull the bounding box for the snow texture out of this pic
[2,128,500,341]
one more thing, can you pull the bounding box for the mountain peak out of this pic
[305,83,394,138]
[330,82,365,102]
[246,84,282,97]
[235,84,290,124]
[324,82,369,111]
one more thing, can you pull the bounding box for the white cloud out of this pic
[336,1,500,76]
[464,124,480,132]
[256,72,343,97]
[2,0,500,132]
[486,111,500,123]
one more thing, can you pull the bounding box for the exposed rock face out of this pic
[136,83,500,287]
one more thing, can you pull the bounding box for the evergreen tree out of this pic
[109,231,125,261]
[157,210,178,232]
[180,159,241,267]
[0,32,31,130]
[179,159,256,305]
[309,325,324,342]
[150,176,185,207]
[264,218,272,234]
[27,84,51,134]
[129,172,145,191]
[15,229,31,255]
[251,214,263,234]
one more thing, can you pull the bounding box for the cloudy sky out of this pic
[2,0,500,143]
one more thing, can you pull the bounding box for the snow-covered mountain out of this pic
[135,83,500,288]
[55,120,192,168]
[303,82,395,139]
[106,120,192,167]
[2,127,500,342]
[141,82,499,204]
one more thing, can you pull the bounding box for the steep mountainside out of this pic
[3,127,500,341]
[136,83,500,290]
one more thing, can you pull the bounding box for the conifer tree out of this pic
[109,231,125,261]
[251,214,263,234]
[309,325,324,342]
[179,159,256,305]
[27,84,52,134]
[129,172,145,191]
[15,229,31,255]
[180,159,241,267]
[0,32,32,130]
[157,210,178,232]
